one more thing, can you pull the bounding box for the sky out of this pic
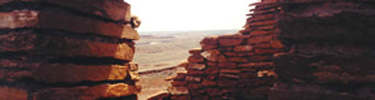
[125,0,258,32]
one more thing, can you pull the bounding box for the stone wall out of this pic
[272,0,375,99]
[0,0,140,100]
[164,0,284,99]
[159,0,375,100]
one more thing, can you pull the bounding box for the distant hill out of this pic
[138,29,240,35]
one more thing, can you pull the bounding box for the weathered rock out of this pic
[233,45,253,52]
[189,48,202,54]
[148,91,171,100]
[201,50,226,62]
[0,10,139,39]
[0,31,135,61]
[167,87,189,95]
[200,35,218,50]
[247,35,273,44]
[34,83,141,100]
[218,38,243,46]
[201,79,216,86]
[0,86,27,100]
[188,55,204,63]
[0,0,131,22]
[187,63,206,70]
[0,63,129,83]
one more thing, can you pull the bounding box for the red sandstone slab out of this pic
[200,35,218,50]
[0,31,134,61]
[247,8,277,16]
[254,49,282,55]
[187,63,206,70]
[270,40,285,48]
[189,48,202,54]
[249,0,278,6]
[247,14,275,23]
[0,61,130,83]
[238,62,274,68]
[0,0,131,22]
[34,83,140,100]
[233,45,253,52]
[247,35,274,44]
[188,55,204,63]
[248,20,278,27]
[0,10,139,40]
[201,79,217,86]
[218,38,243,46]
[0,86,27,100]
[228,57,248,62]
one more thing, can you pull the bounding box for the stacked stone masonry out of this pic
[0,0,140,100]
[156,0,375,100]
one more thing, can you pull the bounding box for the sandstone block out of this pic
[128,62,139,71]
[201,50,227,62]
[254,49,281,55]
[270,40,284,49]
[187,70,205,75]
[188,55,204,63]
[248,20,277,27]
[167,87,189,95]
[252,43,272,48]
[0,0,132,22]
[224,52,245,57]
[220,70,241,74]
[33,64,129,83]
[189,48,202,54]
[206,88,221,96]
[0,31,134,61]
[228,57,248,62]
[233,45,253,52]
[187,63,206,70]
[219,73,240,79]
[238,62,274,68]
[129,71,140,82]
[0,10,139,39]
[171,81,187,86]
[0,86,27,100]
[201,79,217,86]
[0,60,130,83]
[218,38,243,46]
[247,35,273,44]
[200,35,218,50]
[34,83,141,100]
[185,76,202,82]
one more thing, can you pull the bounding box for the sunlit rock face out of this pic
[150,0,375,100]
[0,0,141,99]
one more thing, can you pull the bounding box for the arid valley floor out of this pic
[134,30,238,100]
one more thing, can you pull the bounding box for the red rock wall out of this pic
[165,0,284,99]
[0,0,140,100]
[163,0,375,100]
[271,0,375,99]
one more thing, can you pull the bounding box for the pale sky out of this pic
[125,0,258,32]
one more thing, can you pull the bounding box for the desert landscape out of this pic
[134,30,238,100]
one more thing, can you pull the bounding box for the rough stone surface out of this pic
[34,83,141,100]
[0,0,131,22]
[0,10,139,39]
[0,86,28,100]
[0,31,135,61]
